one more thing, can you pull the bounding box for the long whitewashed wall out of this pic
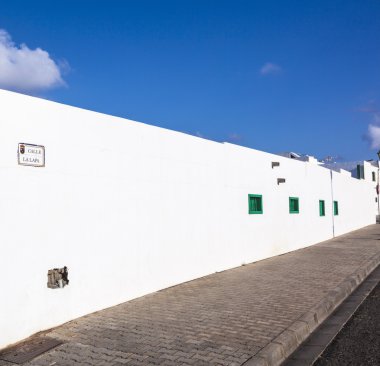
[0,89,376,349]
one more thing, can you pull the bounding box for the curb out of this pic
[244,252,380,366]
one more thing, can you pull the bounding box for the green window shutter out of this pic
[334,201,339,216]
[289,197,299,214]
[319,200,325,216]
[253,197,258,211]
[248,194,263,214]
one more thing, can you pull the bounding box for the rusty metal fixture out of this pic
[47,267,69,289]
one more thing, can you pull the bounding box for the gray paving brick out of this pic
[9,225,380,366]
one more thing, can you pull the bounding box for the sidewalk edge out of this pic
[243,252,380,366]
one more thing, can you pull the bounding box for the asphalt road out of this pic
[314,281,380,366]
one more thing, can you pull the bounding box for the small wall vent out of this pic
[277,178,286,185]
[272,162,280,168]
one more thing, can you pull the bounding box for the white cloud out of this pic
[0,29,67,93]
[359,101,380,149]
[368,113,380,149]
[260,62,282,76]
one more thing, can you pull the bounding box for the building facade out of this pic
[0,89,377,349]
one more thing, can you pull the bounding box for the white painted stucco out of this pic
[0,89,377,349]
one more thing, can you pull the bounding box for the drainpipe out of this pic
[378,166,380,220]
[377,151,380,222]
[330,169,335,237]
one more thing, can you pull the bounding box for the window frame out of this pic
[289,197,299,214]
[248,194,263,214]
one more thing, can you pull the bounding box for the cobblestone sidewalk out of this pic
[4,225,380,366]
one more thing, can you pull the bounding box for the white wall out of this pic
[0,89,375,349]
[361,161,379,216]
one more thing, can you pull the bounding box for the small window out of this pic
[319,200,325,216]
[289,197,299,214]
[372,171,376,182]
[357,165,365,179]
[334,201,339,216]
[248,194,263,214]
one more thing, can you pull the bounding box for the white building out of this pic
[278,153,379,217]
[0,89,378,349]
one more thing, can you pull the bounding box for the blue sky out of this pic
[0,0,379,161]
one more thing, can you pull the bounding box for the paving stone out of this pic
[0,361,15,366]
[9,225,380,366]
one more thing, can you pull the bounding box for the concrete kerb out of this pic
[244,252,380,366]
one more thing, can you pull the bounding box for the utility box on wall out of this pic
[47,267,69,289]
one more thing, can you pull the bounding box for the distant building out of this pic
[278,152,379,182]
[277,151,320,164]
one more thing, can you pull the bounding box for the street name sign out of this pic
[18,143,45,167]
